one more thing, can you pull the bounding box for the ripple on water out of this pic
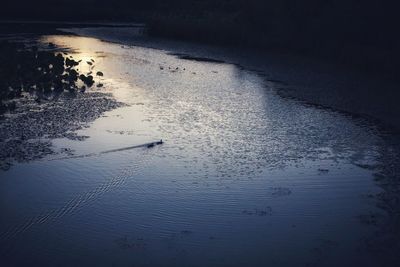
[0,34,399,266]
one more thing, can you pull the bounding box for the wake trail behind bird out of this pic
[0,145,157,249]
[49,140,163,161]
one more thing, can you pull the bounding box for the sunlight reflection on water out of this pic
[0,33,398,267]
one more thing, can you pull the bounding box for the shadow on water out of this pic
[259,72,400,266]
[168,53,226,64]
[358,137,400,265]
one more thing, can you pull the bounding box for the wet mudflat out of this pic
[1,29,400,267]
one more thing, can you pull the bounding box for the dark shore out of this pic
[0,31,124,170]
[2,0,400,133]
[1,20,399,172]
[0,21,398,172]
[2,1,399,78]
[60,24,400,132]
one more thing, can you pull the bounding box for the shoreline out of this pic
[60,26,400,131]
[0,33,125,170]
[1,23,399,171]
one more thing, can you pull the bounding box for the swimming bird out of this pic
[147,140,163,148]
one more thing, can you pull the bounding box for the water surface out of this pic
[1,33,399,267]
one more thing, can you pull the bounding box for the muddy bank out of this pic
[0,38,124,170]
[62,26,400,131]
[0,92,123,170]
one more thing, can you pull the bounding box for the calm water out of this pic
[0,33,398,266]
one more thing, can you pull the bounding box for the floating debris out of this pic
[242,207,273,216]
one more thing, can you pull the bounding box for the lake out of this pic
[1,27,399,267]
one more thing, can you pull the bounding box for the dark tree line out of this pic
[1,0,399,73]
[2,1,398,46]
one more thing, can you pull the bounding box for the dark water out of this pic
[0,32,399,266]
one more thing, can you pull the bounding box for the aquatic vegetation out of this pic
[0,40,120,170]
[0,40,102,114]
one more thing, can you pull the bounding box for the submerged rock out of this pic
[0,40,104,115]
